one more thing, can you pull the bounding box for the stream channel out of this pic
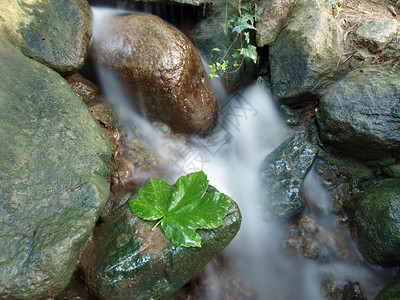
[86,5,398,299]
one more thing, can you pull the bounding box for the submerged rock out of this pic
[0,38,113,299]
[317,67,400,161]
[284,215,356,262]
[0,0,92,74]
[346,178,400,266]
[91,13,218,136]
[260,135,319,219]
[269,0,344,105]
[79,195,241,300]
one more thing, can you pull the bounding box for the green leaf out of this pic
[254,3,264,22]
[232,16,256,33]
[241,45,258,64]
[212,47,221,52]
[129,171,232,247]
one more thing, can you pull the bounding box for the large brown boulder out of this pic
[91,13,218,136]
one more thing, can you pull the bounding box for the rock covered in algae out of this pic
[0,37,113,299]
[90,13,218,136]
[346,178,400,267]
[0,0,92,74]
[79,196,241,300]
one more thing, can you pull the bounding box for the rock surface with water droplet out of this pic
[269,0,344,105]
[79,195,241,300]
[0,0,92,74]
[90,13,218,136]
[317,67,400,162]
[346,178,400,266]
[0,37,113,299]
[260,135,319,219]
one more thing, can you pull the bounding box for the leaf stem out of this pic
[152,218,163,230]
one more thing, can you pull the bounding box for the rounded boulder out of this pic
[91,13,218,136]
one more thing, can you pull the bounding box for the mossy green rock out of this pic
[260,135,319,219]
[269,0,344,105]
[317,68,400,161]
[79,199,241,299]
[376,276,400,300]
[347,178,400,266]
[0,38,113,299]
[0,0,92,74]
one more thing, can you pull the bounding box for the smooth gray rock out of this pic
[0,38,113,299]
[317,67,400,161]
[269,0,344,105]
[260,135,319,219]
[355,18,398,52]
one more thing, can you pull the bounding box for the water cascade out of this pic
[88,7,398,299]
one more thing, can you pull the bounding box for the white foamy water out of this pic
[89,7,397,299]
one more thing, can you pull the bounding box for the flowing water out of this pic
[89,7,397,299]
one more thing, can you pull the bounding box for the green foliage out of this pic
[128,171,232,248]
[202,0,263,82]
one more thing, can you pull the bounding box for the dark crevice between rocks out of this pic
[87,0,212,37]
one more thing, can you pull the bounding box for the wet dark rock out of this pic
[55,270,97,300]
[376,275,400,300]
[91,13,218,136]
[255,0,296,47]
[260,135,319,219]
[66,73,98,102]
[342,282,366,300]
[191,0,257,90]
[317,67,400,162]
[322,277,342,300]
[0,0,92,74]
[0,38,113,299]
[355,18,398,52]
[313,151,374,215]
[79,195,241,300]
[346,178,400,266]
[269,0,344,106]
[280,104,301,126]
